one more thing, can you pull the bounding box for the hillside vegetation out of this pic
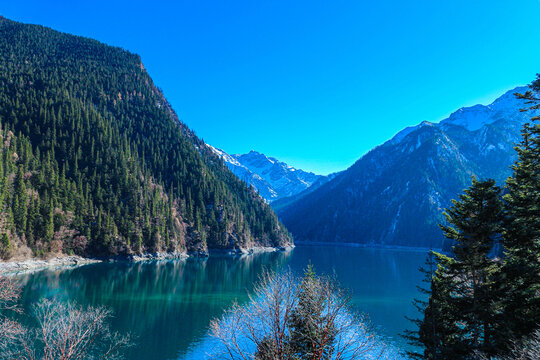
[0,17,290,259]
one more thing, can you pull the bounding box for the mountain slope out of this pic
[0,17,291,259]
[276,87,536,249]
[270,172,340,212]
[209,147,323,202]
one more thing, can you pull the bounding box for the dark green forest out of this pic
[0,16,291,259]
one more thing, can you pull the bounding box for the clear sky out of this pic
[2,1,540,174]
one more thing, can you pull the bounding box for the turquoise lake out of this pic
[15,245,427,359]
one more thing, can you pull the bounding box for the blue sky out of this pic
[2,1,540,174]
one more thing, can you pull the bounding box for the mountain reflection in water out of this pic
[15,246,426,359]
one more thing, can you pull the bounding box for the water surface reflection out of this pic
[18,251,292,360]
[16,246,426,359]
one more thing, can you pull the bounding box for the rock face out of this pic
[276,87,538,249]
[209,146,324,202]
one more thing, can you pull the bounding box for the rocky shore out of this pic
[0,253,189,275]
[208,245,295,257]
[121,252,189,262]
[0,256,102,275]
[0,245,294,275]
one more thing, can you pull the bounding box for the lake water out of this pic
[15,245,427,359]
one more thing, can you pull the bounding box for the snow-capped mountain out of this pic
[208,147,324,202]
[276,86,537,249]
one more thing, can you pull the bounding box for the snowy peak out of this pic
[276,84,538,250]
[235,151,315,183]
[207,145,242,167]
[441,86,531,131]
[390,121,434,145]
[388,86,533,147]
[445,104,492,131]
[208,146,324,202]
[236,150,278,169]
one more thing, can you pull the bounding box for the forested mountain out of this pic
[208,146,323,202]
[276,86,537,249]
[0,16,291,260]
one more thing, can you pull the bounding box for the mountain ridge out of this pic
[208,145,324,202]
[276,86,537,249]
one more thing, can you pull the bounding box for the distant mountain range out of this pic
[275,86,538,249]
[208,146,325,202]
[5,15,534,257]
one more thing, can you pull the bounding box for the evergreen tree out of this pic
[415,178,504,359]
[0,232,10,259]
[288,265,336,360]
[44,201,55,244]
[403,251,449,360]
[411,80,540,357]
[13,166,27,232]
[496,83,540,350]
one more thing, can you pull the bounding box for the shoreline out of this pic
[0,243,441,275]
[0,256,102,275]
[0,245,295,275]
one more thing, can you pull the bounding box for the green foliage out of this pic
[0,232,10,259]
[403,251,445,360]
[427,178,503,359]
[254,337,279,360]
[0,17,290,257]
[287,265,337,360]
[495,87,540,351]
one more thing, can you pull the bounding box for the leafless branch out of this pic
[0,278,132,360]
[210,269,391,360]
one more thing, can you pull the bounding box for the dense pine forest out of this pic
[0,16,291,259]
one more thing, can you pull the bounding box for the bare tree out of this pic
[211,270,298,360]
[210,269,389,360]
[478,330,540,360]
[0,277,132,360]
[0,277,25,353]
[294,276,384,360]
[11,299,133,360]
[505,330,540,360]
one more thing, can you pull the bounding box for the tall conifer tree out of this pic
[415,178,503,359]
[496,81,540,350]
